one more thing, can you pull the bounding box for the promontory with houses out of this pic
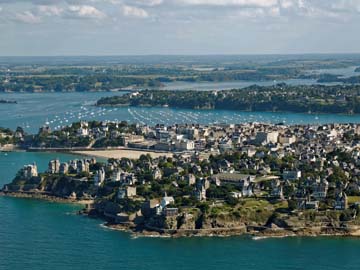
[2,120,360,237]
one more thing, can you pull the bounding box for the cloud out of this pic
[15,11,42,24]
[232,8,265,18]
[2,0,360,25]
[176,0,278,8]
[131,0,163,6]
[68,5,106,19]
[38,5,64,16]
[229,5,281,20]
[279,0,294,9]
[268,6,280,17]
[122,5,149,18]
[330,0,360,13]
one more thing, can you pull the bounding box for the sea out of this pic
[1,71,360,269]
[2,91,360,134]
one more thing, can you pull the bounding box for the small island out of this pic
[3,121,360,237]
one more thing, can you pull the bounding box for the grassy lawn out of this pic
[242,198,270,209]
[241,198,288,211]
[206,198,289,224]
[348,196,360,204]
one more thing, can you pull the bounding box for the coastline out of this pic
[95,103,360,116]
[0,191,93,205]
[3,191,360,239]
[102,221,360,239]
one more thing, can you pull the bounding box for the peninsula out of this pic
[3,121,360,237]
[96,84,360,114]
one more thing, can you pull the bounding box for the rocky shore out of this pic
[0,191,93,205]
[79,205,360,239]
[3,189,360,239]
[99,220,360,239]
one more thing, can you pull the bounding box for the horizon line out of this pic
[1,52,360,58]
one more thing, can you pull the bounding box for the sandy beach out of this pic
[72,149,173,160]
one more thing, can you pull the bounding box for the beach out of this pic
[72,149,173,160]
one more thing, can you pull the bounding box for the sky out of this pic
[0,0,360,56]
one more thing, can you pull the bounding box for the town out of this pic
[3,120,360,236]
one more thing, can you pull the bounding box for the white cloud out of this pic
[38,5,63,16]
[122,5,149,18]
[280,0,294,9]
[230,6,280,20]
[15,11,42,24]
[298,0,306,9]
[233,8,264,18]
[177,0,278,7]
[330,0,360,12]
[134,0,163,6]
[3,0,360,25]
[269,6,280,16]
[68,5,106,19]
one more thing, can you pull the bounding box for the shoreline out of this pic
[71,149,173,160]
[1,147,173,160]
[95,104,360,116]
[3,191,360,239]
[103,222,360,239]
[0,191,93,205]
[0,89,137,94]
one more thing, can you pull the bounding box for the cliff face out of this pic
[137,205,360,238]
[177,213,198,230]
[3,175,96,199]
[201,214,246,230]
[4,173,360,238]
[3,176,42,192]
[144,211,245,232]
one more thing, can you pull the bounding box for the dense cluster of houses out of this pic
[16,122,360,219]
[44,120,360,157]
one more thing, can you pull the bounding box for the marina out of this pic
[2,91,360,134]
